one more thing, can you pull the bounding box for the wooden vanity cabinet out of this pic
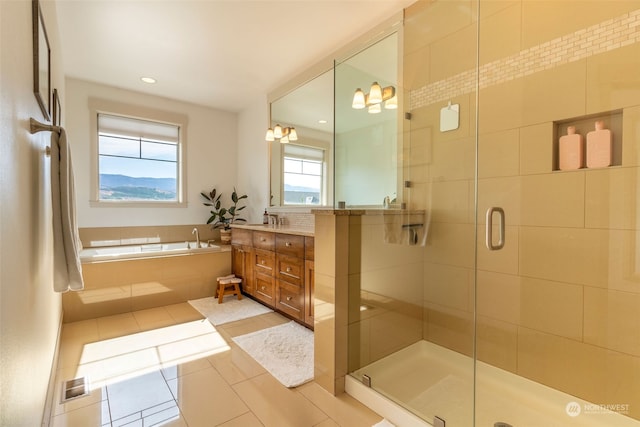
[231,229,253,295]
[231,228,314,328]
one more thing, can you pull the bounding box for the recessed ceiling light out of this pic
[318,119,328,124]
[141,77,156,84]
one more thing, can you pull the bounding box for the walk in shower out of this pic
[338,1,640,426]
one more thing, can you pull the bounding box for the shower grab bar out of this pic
[485,207,505,251]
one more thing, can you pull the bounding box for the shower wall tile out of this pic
[423,262,472,312]
[584,287,640,357]
[423,223,476,269]
[476,270,520,325]
[519,122,554,175]
[315,215,336,276]
[521,60,587,127]
[478,129,520,178]
[519,226,610,288]
[476,316,518,373]
[477,177,522,226]
[369,310,422,363]
[586,42,640,114]
[585,167,639,230]
[478,3,521,66]
[429,137,475,182]
[520,172,585,228]
[404,44,431,90]
[424,303,474,358]
[622,106,640,167]
[520,277,584,341]
[404,0,473,56]
[430,22,477,83]
[430,180,472,224]
[476,226,519,275]
[478,78,524,134]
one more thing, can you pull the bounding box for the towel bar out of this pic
[29,117,61,135]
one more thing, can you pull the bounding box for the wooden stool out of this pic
[216,275,242,304]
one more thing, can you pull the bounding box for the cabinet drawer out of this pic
[276,280,304,320]
[276,233,305,258]
[253,231,275,251]
[231,228,252,245]
[276,255,304,287]
[252,249,275,276]
[305,236,314,260]
[254,274,275,305]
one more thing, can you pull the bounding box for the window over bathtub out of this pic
[89,99,188,207]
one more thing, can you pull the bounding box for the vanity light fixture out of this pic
[265,124,297,143]
[352,82,396,113]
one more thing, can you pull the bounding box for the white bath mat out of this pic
[232,321,314,388]
[188,295,272,326]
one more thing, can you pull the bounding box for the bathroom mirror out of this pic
[269,69,334,207]
[268,30,401,208]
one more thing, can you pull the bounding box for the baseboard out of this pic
[41,310,63,427]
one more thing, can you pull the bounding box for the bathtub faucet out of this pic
[192,228,200,248]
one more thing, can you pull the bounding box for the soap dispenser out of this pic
[263,209,269,224]
[586,120,612,168]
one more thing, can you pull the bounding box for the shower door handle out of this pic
[485,207,505,251]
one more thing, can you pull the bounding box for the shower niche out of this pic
[553,110,623,171]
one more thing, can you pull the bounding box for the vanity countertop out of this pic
[230,223,314,237]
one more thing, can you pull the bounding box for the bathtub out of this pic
[79,241,221,263]
[346,340,639,427]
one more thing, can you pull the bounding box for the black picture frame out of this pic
[53,88,61,126]
[32,0,51,121]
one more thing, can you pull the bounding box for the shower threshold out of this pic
[346,340,638,427]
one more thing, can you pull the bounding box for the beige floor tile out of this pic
[132,306,176,331]
[232,373,328,427]
[314,419,340,427]
[50,400,110,427]
[168,367,249,427]
[298,382,382,427]
[207,343,266,385]
[106,370,174,422]
[165,302,204,323]
[96,312,141,340]
[161,357,212,381]
[218,411,265,427]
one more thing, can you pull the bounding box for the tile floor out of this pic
[50,302,383,427]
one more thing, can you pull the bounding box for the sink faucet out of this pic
[192,227,200,248]
[268,214,278,227]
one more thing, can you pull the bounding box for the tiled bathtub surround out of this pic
[79,225,219,248]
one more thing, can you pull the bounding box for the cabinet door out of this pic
[304,260,314,327]
[231,245,253,295]
[276,280,304,321]
[254,273,275,307]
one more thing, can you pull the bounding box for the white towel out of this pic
[51,128,84,292]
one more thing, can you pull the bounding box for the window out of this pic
[282,144,324,205]
[96,113,182,203]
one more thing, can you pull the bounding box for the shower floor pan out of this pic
[347,340,639,427]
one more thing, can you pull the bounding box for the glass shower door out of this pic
[475,1,640,426]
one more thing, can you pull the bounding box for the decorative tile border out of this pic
[410,8,640,110]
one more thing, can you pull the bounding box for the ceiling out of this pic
[55,0,415,113]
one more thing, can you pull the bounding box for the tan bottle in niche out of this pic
[586,120,612,168]
[559,126,583,170]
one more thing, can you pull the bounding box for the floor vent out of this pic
[61,376,90,403]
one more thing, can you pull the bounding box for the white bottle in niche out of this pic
[559,126,583,170]
[586,120,612,168]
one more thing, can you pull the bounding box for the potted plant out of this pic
[201,187,248,243]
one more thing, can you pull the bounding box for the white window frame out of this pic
[89,98,188,207]
[281,144,326,206]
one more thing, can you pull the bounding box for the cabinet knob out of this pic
[261,260,265,265]
[286,267,292,272]
[285,242,291,247]
[261,286,266,290]
[286,296,292,301]
[261,237,266,242]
